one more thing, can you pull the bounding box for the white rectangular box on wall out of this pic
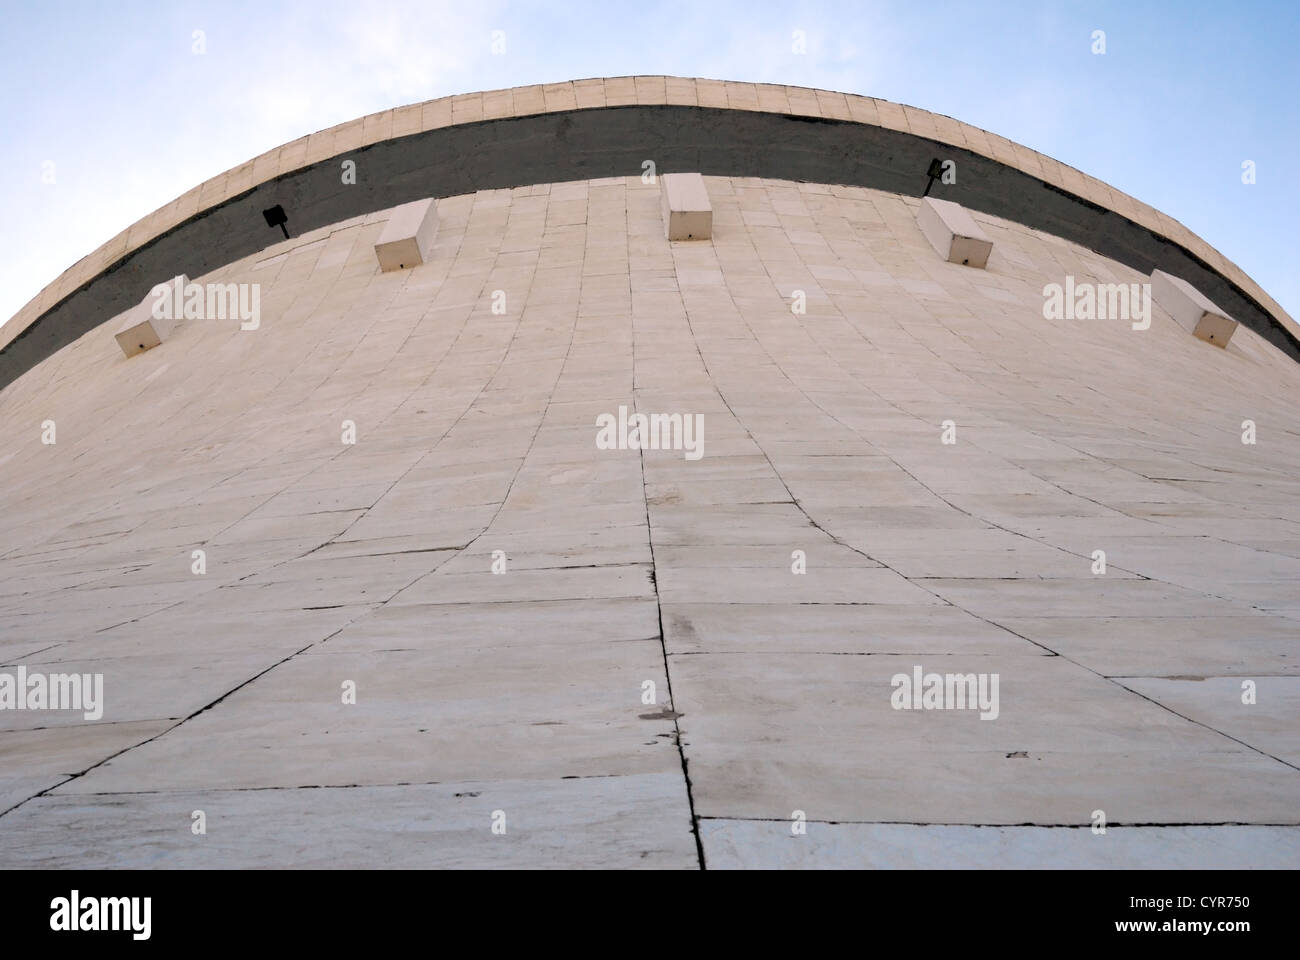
[916,197,993,269]
[114,274,190,358]
[1150,269,1238,348]
[373,198,439,271]
[660,173,713,240]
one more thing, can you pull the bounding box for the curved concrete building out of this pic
[1,78,1298,869]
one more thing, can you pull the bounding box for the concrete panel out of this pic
[701,820,1300,869]
[669,653,1300,825]
[1117,677,1300,765]
[0,774,697,869]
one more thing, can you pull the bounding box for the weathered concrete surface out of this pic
[700,821,1300,869]
[0,774,697,869]
[51,639,678,794]
[1,176,1298,868]
[670,653,1298,825]
[1116,677,1300,766]
[0,721,174,813]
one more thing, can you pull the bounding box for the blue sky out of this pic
[2,0,1297,331]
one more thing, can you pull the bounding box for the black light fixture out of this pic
[262,204,290,239]
[922,158,944,197]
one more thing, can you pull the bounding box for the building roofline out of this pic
[3,76,1296,389]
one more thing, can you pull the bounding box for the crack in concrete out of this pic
[0,614,368,820]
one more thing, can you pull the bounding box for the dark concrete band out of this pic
[3,104,1295,393]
